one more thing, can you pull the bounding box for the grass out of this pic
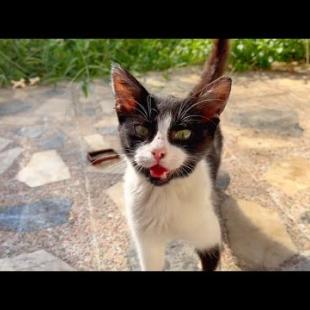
[0,39,308,93]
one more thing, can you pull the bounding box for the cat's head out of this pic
[111,64,231,186]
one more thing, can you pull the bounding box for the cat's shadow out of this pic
[216,189,308,271]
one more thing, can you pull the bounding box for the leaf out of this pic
[81,80,89,97]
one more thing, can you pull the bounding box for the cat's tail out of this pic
[190,39,230,96]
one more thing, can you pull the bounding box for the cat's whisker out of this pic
[147,94,153,119]
[178,97,224,121]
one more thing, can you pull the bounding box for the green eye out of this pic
[173,129,191,140]
[135,125,149,138]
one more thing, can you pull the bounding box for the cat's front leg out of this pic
[133,232,166,271]
[196,245,221,271]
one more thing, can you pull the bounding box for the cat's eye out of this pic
[134,125,149,138]
[172,129,191,140]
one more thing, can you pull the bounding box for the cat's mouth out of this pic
[149,164,169,180]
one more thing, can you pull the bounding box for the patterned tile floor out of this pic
[0,66,309,271]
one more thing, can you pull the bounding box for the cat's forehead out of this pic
[153,95,186,116]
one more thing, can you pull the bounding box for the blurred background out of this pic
[0,39,309,91]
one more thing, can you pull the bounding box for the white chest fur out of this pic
[123,160,221,253]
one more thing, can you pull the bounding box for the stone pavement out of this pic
[0,66,309,271]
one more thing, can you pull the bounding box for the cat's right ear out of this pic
[111,63,149,115]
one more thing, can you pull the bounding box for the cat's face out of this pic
[111,64,231,186]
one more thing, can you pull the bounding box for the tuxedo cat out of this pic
[111,39,231,271]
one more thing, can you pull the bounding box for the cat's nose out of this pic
[152,148,166,161]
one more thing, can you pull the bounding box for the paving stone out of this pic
[0,68,309,272]
[16,150,70,187]
[42,88,67,97]
[127,240,200,271]
[99,98,114,114]
[81,107,98,116]
[0,99,32,116]
[0,137,11,152]
[263,157,310,196]
[281,251,310,271]
[237,136,291,149]
[0,197,72,232]
[0,147,23,175]
[39,133,65,149]
[221,197,298,269]
[0,250,75,271]
[18,126,45,139]
[84,134,121,151]
[97,126,118,136]
[84,134,109,150]
[229,108,303,137]
[105,182,125,215]
[94,116,118,128]
[35,98,72,120]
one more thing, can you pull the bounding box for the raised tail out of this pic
[191,39,230,96]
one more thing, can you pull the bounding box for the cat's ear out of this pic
[111,63,149,115]
[191,76,232,119]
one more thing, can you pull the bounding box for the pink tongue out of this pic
[150,164,168,178]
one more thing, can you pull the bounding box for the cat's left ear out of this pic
[191,76,232,119]
[111,63,149,115]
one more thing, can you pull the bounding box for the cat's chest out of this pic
[124,161,214,234]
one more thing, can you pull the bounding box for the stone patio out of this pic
[0,66,309,271]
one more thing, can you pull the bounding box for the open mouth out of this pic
[149,164,169,180]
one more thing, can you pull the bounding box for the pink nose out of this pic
[152,148,166,161]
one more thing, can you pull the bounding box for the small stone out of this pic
[0,197,72,232]
[0,250,75,271]
[16,150,70,187]
[263,157,310,196]
[0,137,11,152]
[0,147,23,175]
[0,99,32,116]
[221,197,298,269]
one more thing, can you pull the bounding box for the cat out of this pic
[111,39,231,271]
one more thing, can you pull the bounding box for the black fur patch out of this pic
[112,62,230,186]
[196,245,221,271]
[117,94,223,186]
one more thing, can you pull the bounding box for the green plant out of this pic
[0,39,307,90]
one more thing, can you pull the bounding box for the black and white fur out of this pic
[111,39,231,271]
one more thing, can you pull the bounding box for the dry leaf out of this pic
[29,77,40,86]
[11,78,26,89]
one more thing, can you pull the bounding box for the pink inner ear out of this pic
[114,78,137,113]
[199,76,231,119]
